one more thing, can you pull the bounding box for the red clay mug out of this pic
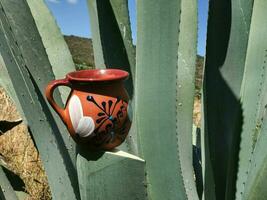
[45,69,131,151]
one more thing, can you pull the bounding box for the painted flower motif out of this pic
[86,95,128,144]
[69,95,95,137]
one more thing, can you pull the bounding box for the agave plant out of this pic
[0,0,267,199]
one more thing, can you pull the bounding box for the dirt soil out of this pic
[0,88,51,200]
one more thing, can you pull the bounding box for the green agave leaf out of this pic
[0,0,78,165]
[15,191,29,200]
[25,0,78,163]
[26,0,76,102]
[201,90,216,200]
[135,0,198,199]
[0,0,79,199]
[87,0,134,99]
[203,0,253,199]
[86,0,104,69]
[242,117,267,200]
[77,150,147,200]
[0,166,18,200]
[236,0,267,199]
[177,0,199,198]
[109,0,136,79]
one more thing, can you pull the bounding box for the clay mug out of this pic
[45,69,131,151]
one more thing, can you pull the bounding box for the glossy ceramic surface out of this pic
[45,69,131,150]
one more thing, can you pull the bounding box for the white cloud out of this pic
[66,0,78,4]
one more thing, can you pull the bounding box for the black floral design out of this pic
[86,95,128,145]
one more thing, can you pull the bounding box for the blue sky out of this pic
[45,0,208,56]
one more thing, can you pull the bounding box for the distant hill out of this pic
[195,55,204,96]
[64,35,204,93]
[64,35,95,70]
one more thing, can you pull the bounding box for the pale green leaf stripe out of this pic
[0,166,18,200]
[15,191,29,200]
[242,116,267,199]
[177,0,199,199]
[87,0,105,69]
[77,150,147,200]
[236,0,267,199]
[135,0,198,199]
[26,0,76,102]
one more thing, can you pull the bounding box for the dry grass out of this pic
[0,87,51,200]
[193,96,201,127]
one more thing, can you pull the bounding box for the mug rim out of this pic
[66,69,129,82]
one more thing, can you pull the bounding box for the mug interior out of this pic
[67,69,129,82]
